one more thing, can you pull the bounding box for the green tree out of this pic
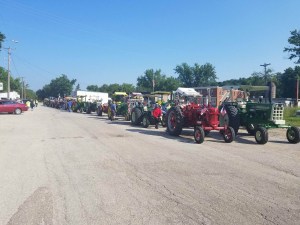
[120,83,135,93]
[174,63,194,87]
[175,62,217,87]
[86,83,135,96]
[159,76,181,91]
[36,74,76,99]
[137,69,163,92]
[86,85,99,92]
[277,66,300,98]
[284,30,300,64]
[25,88,37,100]
[74,83,81,92]
[49,74,76,97]
[98,84,109,93]
[0,66,22,94]
[0,32,5,50]
[193,63,218,86]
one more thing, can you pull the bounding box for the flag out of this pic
[220,107,227,117]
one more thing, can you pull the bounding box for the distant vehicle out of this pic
[21,99,32,104]
[0,100,29,115]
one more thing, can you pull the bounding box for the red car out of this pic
[0,100,29,115]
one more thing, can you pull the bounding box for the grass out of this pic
[284,107,300,127]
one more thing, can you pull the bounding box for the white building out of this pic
[0,91,20,100]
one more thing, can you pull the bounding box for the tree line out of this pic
[1,30,300,100]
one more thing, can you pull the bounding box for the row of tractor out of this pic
[44,85,300,145]
[102,86,299,145]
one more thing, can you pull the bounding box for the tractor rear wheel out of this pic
[223,127,235,143]
[255,127,268,144]
[166,106,183,136]
[97,107,102,116]
[142,115,150,128]
[131,107,142,125]
[287,126,300,144]
[194,126,205,144]
[86,107,91,114]
[221,104,240,135]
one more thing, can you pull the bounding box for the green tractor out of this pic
[130,91,171,127]
[72,95,87,113]
[221,83,300,144]
[107,92,128,120]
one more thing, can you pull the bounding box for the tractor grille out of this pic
[272,104,285,124]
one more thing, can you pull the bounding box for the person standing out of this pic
[26,100,31,109]
[68,100,73,112]
[30,100,34,110]
[110,101,117,120]
[152,103,162,129]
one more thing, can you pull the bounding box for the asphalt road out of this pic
[0,106,299,225]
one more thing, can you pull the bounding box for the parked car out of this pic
[0,100,29,115]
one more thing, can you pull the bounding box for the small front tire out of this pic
[223,127,235,143]
[255,127,268,144]
[287,126,300,144]
[194,126,205,144]
[142,115,150,128]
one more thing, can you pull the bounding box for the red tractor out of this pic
[193,104,235,144]
[166,88,235,144]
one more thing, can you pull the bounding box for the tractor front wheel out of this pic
[223,127,235,143]
[246,123,256,135]
[255,127,268,144]
[142,115,150,128]
[287,126,300,144]
[194,126,205,144]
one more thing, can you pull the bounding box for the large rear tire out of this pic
[220,104,240,135]
[131,107,142,125]
[166,106,184,136]
[255,127,268,144]
[287,126,300,144]
[194,126,205,144]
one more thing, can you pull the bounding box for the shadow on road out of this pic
[126,128,195,144]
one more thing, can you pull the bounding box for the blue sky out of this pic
[0,0,299,91]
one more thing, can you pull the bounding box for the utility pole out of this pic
[20,77,24,99]
[260,63,271,83]
[4,40,18,99]
[152,72,155,92]
[7,47,11,99]
[24,82,26,99]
